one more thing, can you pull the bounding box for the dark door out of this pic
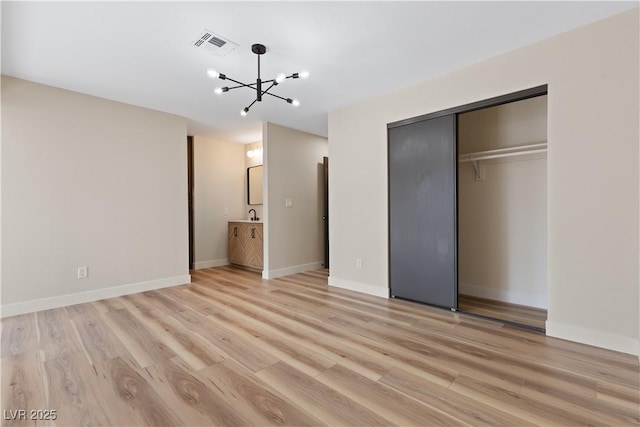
[388,114,457,309]
[323,156,329,268]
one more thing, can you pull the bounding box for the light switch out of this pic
[285,198,293,208]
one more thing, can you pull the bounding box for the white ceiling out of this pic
[2,1,637,143]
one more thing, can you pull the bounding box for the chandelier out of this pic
[207,43,309,116]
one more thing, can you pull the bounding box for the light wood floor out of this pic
[458,294,547,330]
[2,267,638,426]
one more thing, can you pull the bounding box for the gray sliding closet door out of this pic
[389,114,457,309]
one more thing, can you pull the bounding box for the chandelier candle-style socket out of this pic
[207,43,308,116]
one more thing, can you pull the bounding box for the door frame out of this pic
[386,84,548,309]
[323,156,329,268]
[388,85,547,129]
[187,135,194,270]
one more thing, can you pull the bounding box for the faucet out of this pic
[248,209,257,221]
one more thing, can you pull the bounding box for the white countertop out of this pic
[229,219,263,223]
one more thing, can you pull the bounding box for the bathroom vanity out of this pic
[228,221,263,271]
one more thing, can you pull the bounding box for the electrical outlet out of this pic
[285,198,293,208]
[356,259,362,269]
[224,207,230,215]
[77,266,88,279]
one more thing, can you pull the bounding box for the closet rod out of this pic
[459,148,547,162]
[458,142,547,163]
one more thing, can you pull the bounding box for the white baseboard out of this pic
[194,258,229,270]
[262,262,324,279]
[459,282,547,309]
[0,275,191,318]
[328,276,389,298]
[546,320,639,356]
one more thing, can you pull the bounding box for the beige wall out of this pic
[263,123,328,278]
[458,96,548,153]
[328,10,639,355]
[1,76,190,315]
[193,136,245,269]
[458,97,548,308]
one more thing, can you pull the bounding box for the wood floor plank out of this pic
[36,308,85,361]
[449,374,606,426]
[0,314,38,357]
[102,308,177,368]
[197,359,324,426]
[459,294,547,330]
[182,288,336,377]
[91,297,126,313]
[1,351,50,427]
[150,294,280,373]
[115,295,225,371]
[414,314,639,389]
[134,357,251,426]
[43,351,112,426]
[256,361,394,426]
[521,375,640,425]
[133,307,225,371]
[1,267,637,426]
[379,367,534,426]
[187,282,395,380]
[66,306,128,365]
[204,306,335,376]
[596,380,640,411]
[315,363,464,426]
[100,355,183,426]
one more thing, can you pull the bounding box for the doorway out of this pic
[457,96,548,330]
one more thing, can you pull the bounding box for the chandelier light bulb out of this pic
[207,68,220,79]
[214,87,223,95]
[275,73,286,83]
[292,99,300,107]
[240,108,249,116]
[299,71,310,79]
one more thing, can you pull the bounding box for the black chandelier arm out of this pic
[222,76,256,90]
[245,97,259,111]
[261,81,277,96]
[262,91,289,102]
[225,84,251,91]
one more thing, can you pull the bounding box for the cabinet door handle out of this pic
[234,227,237,237]
[251,228,255,238]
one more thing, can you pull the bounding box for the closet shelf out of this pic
[458,142,547,180]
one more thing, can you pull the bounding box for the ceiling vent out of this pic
[192,30,238,57]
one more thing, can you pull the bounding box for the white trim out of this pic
[193,258,229,270]
[546,320,639,357]
[328,276,389,298]
[262,262,324,279]
[458,282,547,309]
[0,275,191,318]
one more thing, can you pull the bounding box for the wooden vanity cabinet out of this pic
[228,222,263,270]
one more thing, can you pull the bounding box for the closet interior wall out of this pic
[458,96,548,312]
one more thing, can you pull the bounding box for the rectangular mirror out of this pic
[248,165,263,205]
